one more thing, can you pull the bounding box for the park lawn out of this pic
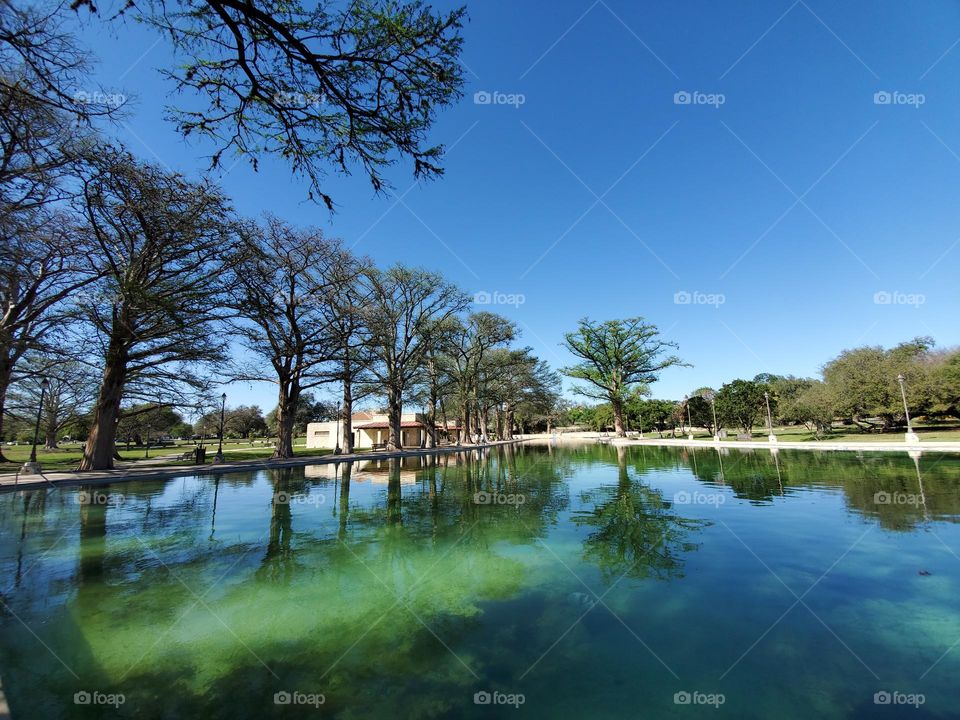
[0,439,347,475]
[740,424,960,443]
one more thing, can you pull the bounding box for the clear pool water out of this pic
[1,443,959,718]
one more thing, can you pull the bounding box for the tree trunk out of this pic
[504,404,515,440]
[459,400,472,445]
[341,376,354,454]
[274,381,299,459]
[0,351,13,461]
[386,385,403,450]
[612,398,626,437]
[79,360,127,471]
[44,427,58,450]
[424,394,437,449]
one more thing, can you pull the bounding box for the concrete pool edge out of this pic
[526,435,960,453]
[0,440,526,493]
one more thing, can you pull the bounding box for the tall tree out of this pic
[229,217,357,458]
[562,317,685,437]
[0,216,95,459]
[365,265,468,449]
[77,148,235,470]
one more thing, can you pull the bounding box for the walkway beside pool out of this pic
[609,437,960,453]
[0,440,523,492]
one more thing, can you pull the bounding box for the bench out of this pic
[177,451,196,461]
[736,434,752,441]
[371,442,388,451]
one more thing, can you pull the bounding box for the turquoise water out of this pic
[1,443,959,718]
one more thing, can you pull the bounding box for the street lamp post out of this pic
[684,395,694,441]
[22,378,49,475]
[213,392,227,463]
[897,374,920,444]
[334,400,342,455]
[764,391,777,443]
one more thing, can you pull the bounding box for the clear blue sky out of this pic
[70,0,960,412]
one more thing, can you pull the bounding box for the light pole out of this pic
[705,391,720,442]
[213,392,227,463]
[764,391,777,443]
[684,395,694,441]
[334,400,342,455]
[897,374,919,444]
[22,378,49,475]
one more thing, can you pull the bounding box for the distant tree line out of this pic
[559,336,960,439]
[0,0,562,470]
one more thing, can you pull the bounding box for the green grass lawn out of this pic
[0,439,342,475]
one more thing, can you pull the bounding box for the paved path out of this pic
[603,436,960,453]
[0,441,523,492]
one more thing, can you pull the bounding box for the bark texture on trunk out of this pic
[79,352,127,471]
[341,379,353,454]
[274,382,299,459]
[0,353,11,461]
[612,398,626,437]
[386,386,402,450]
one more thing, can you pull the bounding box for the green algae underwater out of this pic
[1,442,959,719]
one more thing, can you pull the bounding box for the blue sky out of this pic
[69,0,960,412]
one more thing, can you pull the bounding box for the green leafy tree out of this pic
[562,317,685,437]
[716,379,768,435]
